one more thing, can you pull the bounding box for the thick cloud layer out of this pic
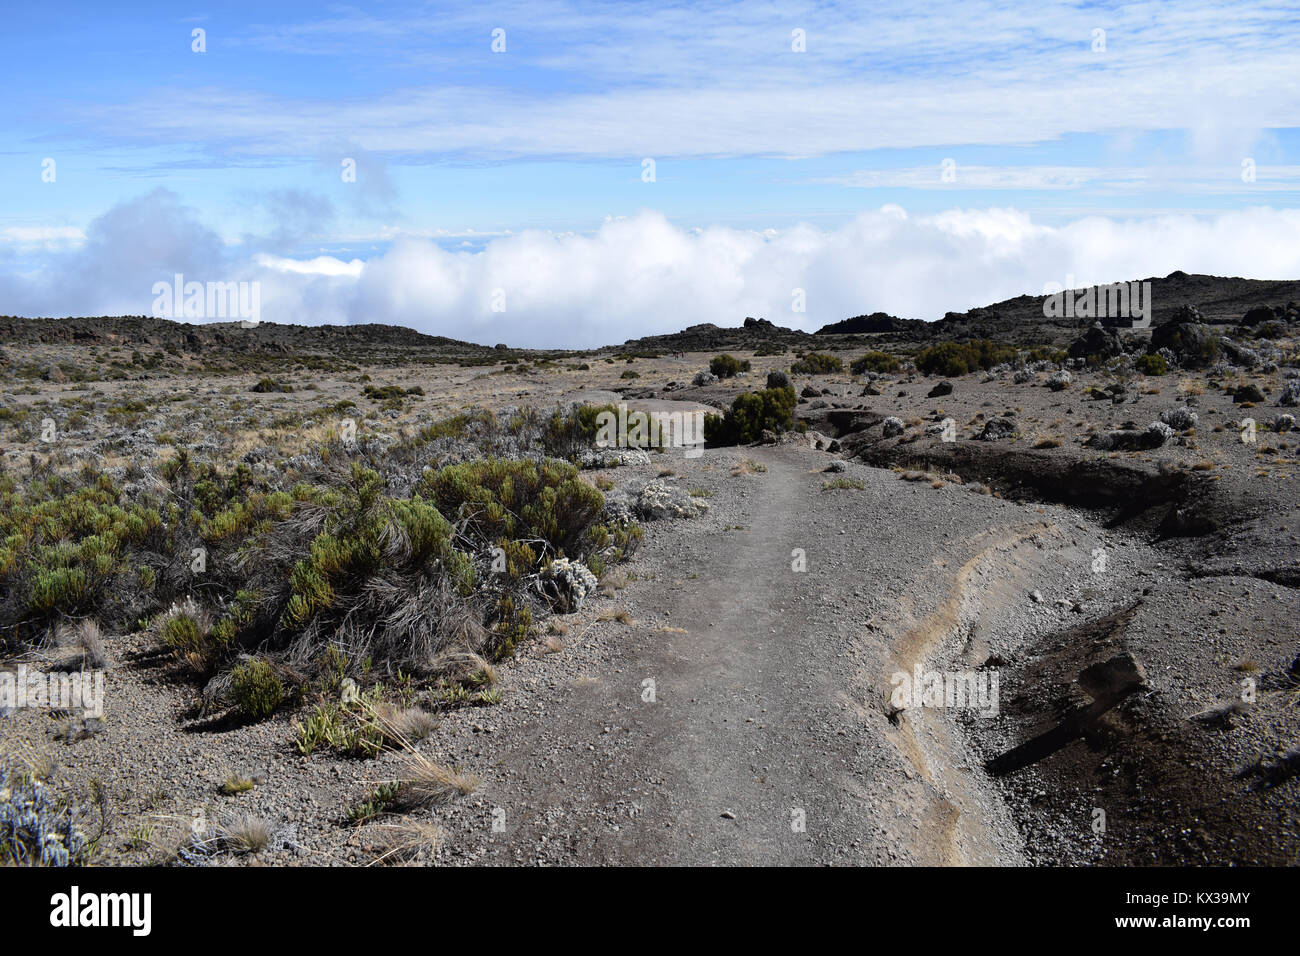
[4,192,1300,347]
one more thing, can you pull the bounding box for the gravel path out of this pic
[433,442,1156,865]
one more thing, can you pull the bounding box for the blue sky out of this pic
[2,1,1299,345]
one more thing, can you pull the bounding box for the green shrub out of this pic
[415,410,495,444]
[1135,353,1168,376]
[1025,346,1068,364]
[417,458,603,560]
[251,378,293,393]
[362,384,409,401]
[620,370,641,379]
[704,386,797,445]
[790,353,843,375]
[850,351,900,375]
[0,473,167,642]
[915,340,1016,376]
[709,354,751,378]
[230,658,284,721]
[541,403,621,460]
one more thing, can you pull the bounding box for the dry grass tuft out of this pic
[220,775,255,795]
[56,619,109,668]
[392,751,480,810]
[214,813,272,854]
[368,819,446,865]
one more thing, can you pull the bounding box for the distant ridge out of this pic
[815,311,924,335]
[0,315,506,359]
[4,273,1298,355]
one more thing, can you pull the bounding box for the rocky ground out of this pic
[2,307,1298,867]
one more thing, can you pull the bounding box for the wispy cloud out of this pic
[823,164,1300,192]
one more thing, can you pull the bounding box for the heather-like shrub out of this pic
[790,352,843,375]
[915,340,1016,376]
[850,351,900,375]
[418,458,603,560]
[704,386,797,445]
[230,657,284,721]
[1135,353,1168,376]
[709,354,751,378]
[251,378,293,393]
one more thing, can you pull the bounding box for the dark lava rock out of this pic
[927,380,954,398]
[978,417,1017,441]
[1233,383,1266,403]
[1068,321,1125,361]
[1151,305,1221,368]
[1078,653,1147,703]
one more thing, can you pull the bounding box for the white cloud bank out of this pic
[4,191,1300,347]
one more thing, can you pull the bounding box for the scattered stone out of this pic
[635,479,710,520]
[927,380,953,398]
[1086,422,1174,450]
[1159,406,1198,431]
[1144,421,1176,447]
[1220,339,1261,368]
[977,417,1016,441]
[1078,653,1147,702]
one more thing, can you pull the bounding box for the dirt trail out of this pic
[442,443,1123,865]
[461,447,862,864]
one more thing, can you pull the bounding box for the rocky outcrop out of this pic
[1068,322,1125,361]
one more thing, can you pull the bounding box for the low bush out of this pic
[704,386,797,445]
[850,351,900,375]
[230,658,284,721]
[790,353,843,375]
[251,378,293,393]
[709,354,751,379]
[1135,353,1168,376]
[915,340,1017,376]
